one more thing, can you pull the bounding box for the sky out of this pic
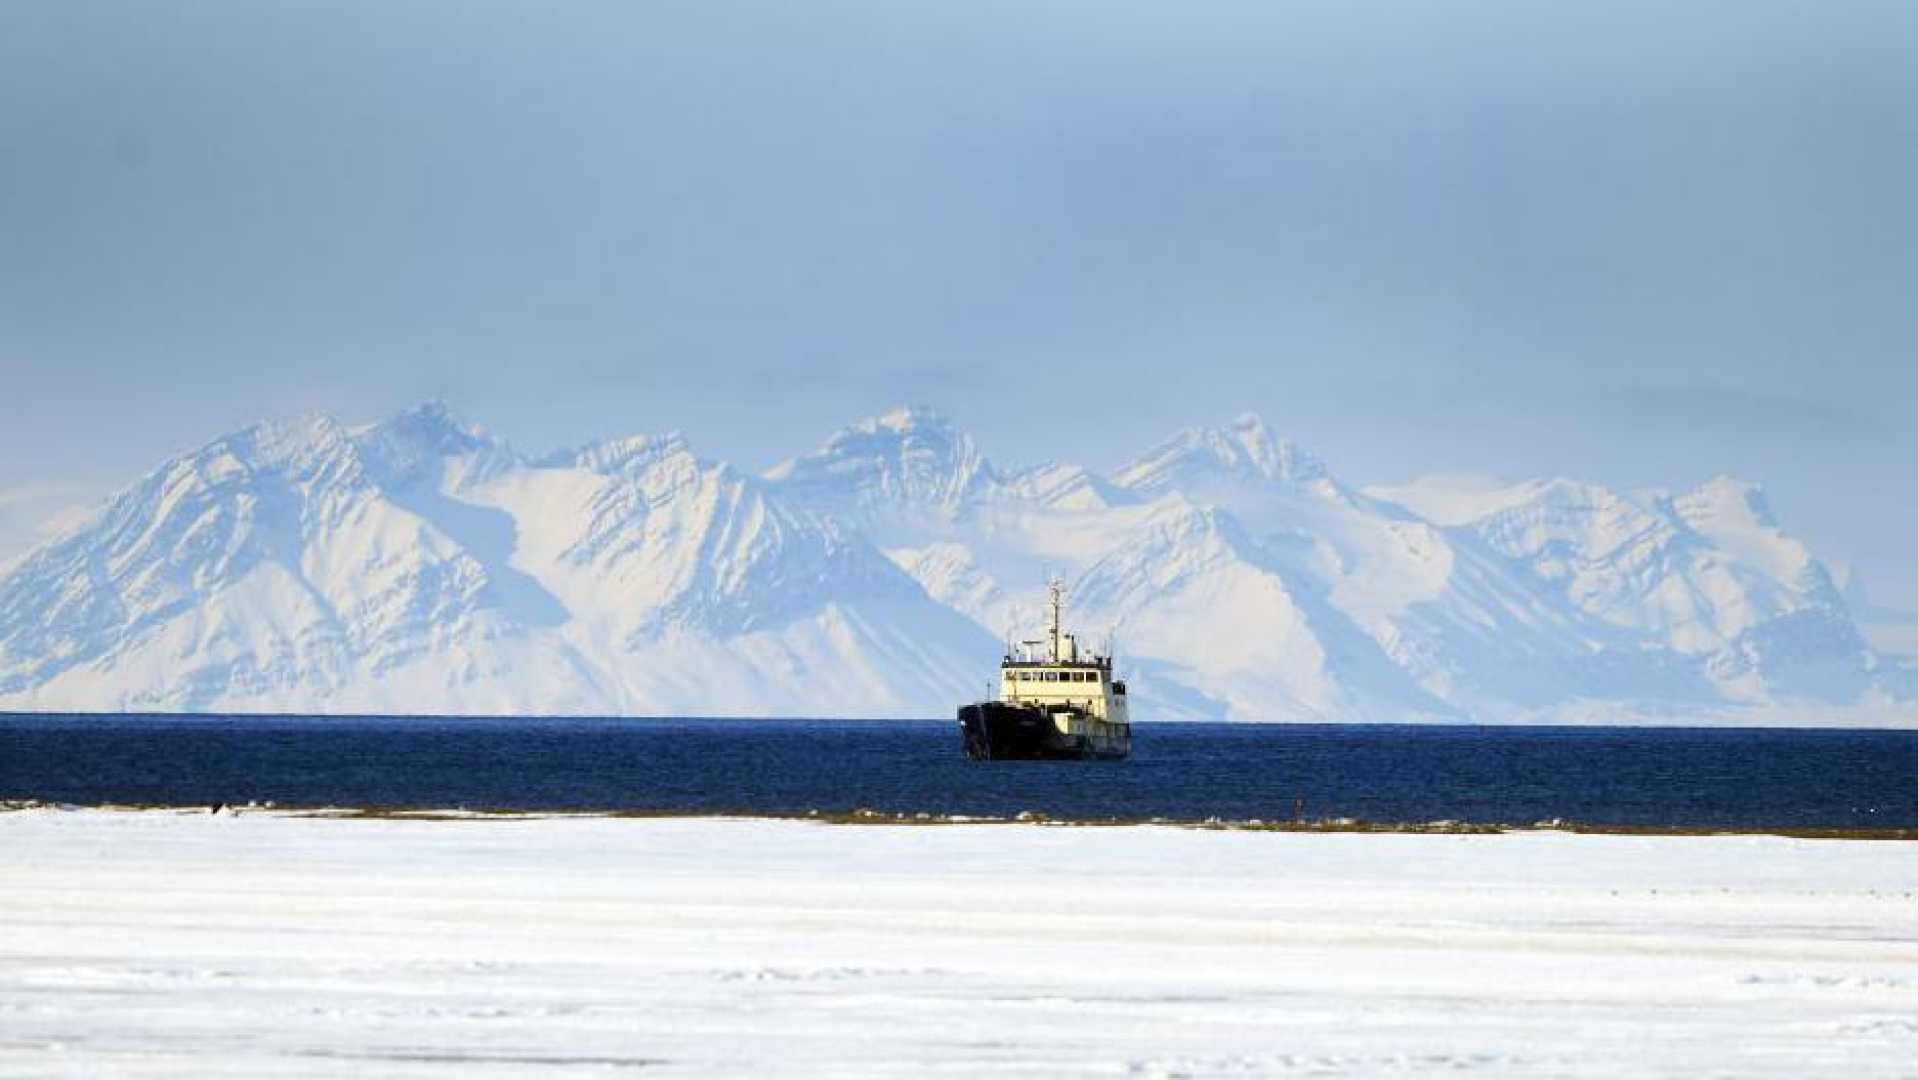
[3,2,1915,604]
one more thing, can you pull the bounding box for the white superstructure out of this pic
[994,580,1130,743]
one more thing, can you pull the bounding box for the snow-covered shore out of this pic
[2,810,1914,1078]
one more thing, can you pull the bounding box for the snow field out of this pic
[1,810,1914,1078]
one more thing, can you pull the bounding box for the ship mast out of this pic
[1047,577,1063,662]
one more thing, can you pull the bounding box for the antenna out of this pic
[1047,575,1064,663]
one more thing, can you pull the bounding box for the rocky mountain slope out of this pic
[0,402,1908,723]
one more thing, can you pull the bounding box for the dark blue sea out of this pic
[2,714,1914,829]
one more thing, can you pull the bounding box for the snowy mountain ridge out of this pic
[0,402,1910,724]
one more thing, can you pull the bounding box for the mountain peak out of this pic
[1115,415,1328,494]
[1671,475,1779,532]
[363,400,495,446]
[1228,413,1323,484]
[548,431,696,476]
[404,398,456,423]
[864,404,950,435]
[188,410,361,486]
[395,398,465,430]
[353,401,513,487]
[765,407,996,512]
[1230,411,1272,437]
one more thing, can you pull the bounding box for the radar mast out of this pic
[1047,577,1064,662]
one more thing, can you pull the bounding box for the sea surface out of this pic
[3,714,1914,829]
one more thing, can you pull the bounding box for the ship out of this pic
[957,580,1132,761]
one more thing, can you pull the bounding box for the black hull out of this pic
[957,701,1130,761]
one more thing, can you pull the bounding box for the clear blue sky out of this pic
[3,2,1915,603]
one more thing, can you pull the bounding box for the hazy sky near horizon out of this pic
[4,2,1916,601]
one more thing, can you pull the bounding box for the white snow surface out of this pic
[2,809,1914,1078]
[0,402,1911,723]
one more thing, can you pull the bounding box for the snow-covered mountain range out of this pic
[1,403,1911,724]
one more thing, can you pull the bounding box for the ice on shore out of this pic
[2,809,1914,1077]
